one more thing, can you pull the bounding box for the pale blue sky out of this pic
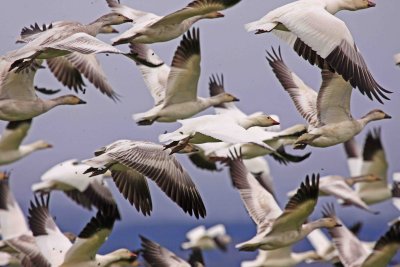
[0,0,399,261]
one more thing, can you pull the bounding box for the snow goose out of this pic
[108,0,241,45]
[344,129,395,205]
[83,140,206,218]
[140,235,204,267]
[159,114,278,153]
[0,172,50,267]
[240,246,321,267]
[207,73,280,129]
[16,19,128,101]
[245,0,391,103]
[287,174,381,213]
[25,195,136,267]
[0,58,86,121]
[181,224,231,252]
[6,13,132,71]
[196,123,310,164]
[131,29,239,125]
[0,120,52,166]
[31,159,120,218]
[225,152,341,251]
[266,48,391,149]
[323,204,400,267]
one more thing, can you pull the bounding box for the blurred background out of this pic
[1,0,399,266]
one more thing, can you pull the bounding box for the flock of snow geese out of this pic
[0,0,399,266]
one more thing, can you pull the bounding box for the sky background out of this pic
[1,0,399,266]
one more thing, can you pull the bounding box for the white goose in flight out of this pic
[181,224,231,252]
[0,58,86,121]
[31,159,120,218]
[16,14,131,101]
[0,119,52,166]
[226,152,341,251]
[24,195,136,267]
[266,47,391,149]
[83,139,206,218]
[344,128,399,207]
[108,0,241,45]
[323,204,400,267]
[130,29,239,125]
[245,0,391,103]
[5,13,131,72]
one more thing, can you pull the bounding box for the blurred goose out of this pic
[241,246,321,267]
[16,18,127,101]
[181,224,231,252]
[287,174,381,213]
[31,159,120,218]
[0,58,86,121]
[245,0,391,103]
[24,195,136,267]
[323,204,400,267]
[0,172,50,267]
[344,129,398,206]
[131,29,239,125]
[108,0,241,45]
[141,236,204,267]
[394,53,400,66]
[159,114,278,154]
[225,153,341,251]
[267,48,391,149]
[83,140,206,218]
[207,74,281,130]
[196,124,310,164]
[6,13,132,71]
[0,120,52,166]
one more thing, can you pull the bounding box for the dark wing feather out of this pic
[46,57,86,93]
[188,153,220,171]
[111,169,152,216]
[363,128,382,161]
[140,235,190,267]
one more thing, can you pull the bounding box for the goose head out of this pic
[108,248,137,262]
[95,12,133,26]
[247,113,280,127]
[341,0,376,10]
[99,25,119,34]
[317,217,342,229]
[31,140,53,150]
[362,109,391,122]
[53,95,86,105]
[203,11,225,19]
[213,93,240,104]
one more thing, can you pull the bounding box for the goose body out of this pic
[266,48,390,149]
[246,0,390,103]
[0,120,52,165]
[196,124,310,163]
[323,205,400,267]
[130,29,239,125]
[241,247,320,267]
[108,0,241,45]
[181,224,231,251]
[0,57,86,121]
[24,196,135,267]
[225,153,340,251]
[344,129,398,206]
[16,16,131,100]
[31,159,119,217]
[6,13,132,71]
[83,139,206,218]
